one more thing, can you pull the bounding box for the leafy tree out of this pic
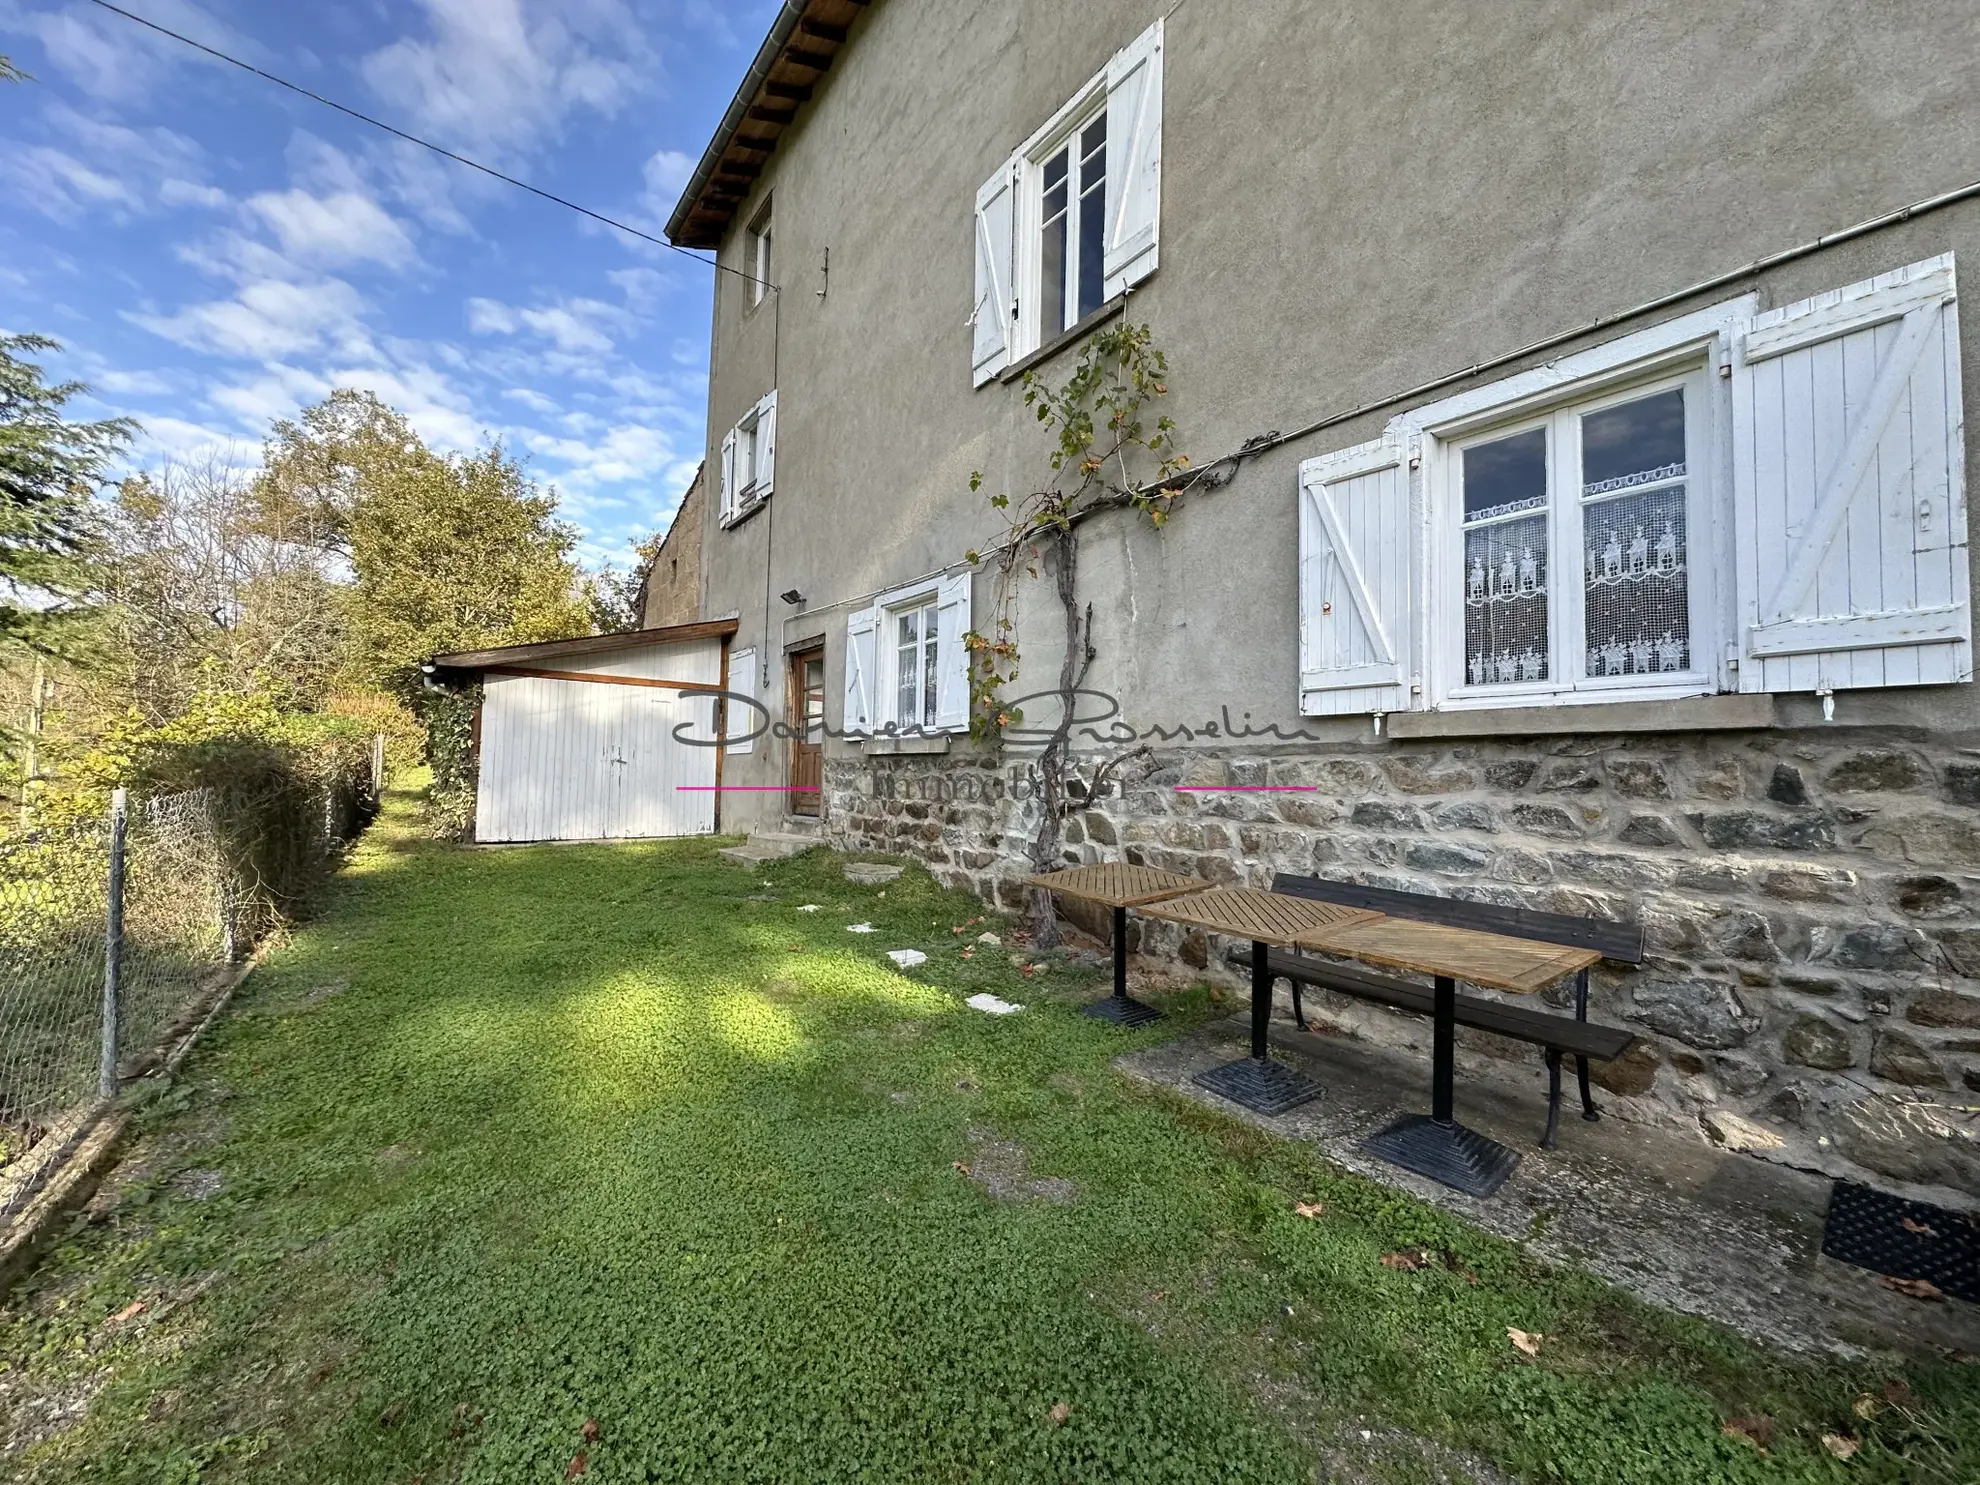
[0,335,131,662]
[250,389,427,558]
[343,438,592,698]
[587,527,666,634]
[1,53,26,83]
[93,457,348,720]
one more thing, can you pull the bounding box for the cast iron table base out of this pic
[1360,974,1520,1198]
[1191,936,1322,1115]
[1085,904,1163,1027]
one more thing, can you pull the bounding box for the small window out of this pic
[1447,375,1708,703]
[891,597,941,732]
[719,389,776,526]
[747,201,772,308]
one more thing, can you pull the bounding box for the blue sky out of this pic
[0,0,780,569]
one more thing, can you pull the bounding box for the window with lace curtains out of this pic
[1445,372,1712,704]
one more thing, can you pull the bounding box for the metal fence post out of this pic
[372,731,386,802]
[100,787,127,1099]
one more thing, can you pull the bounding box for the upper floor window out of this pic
[718,389,776,527]
[971,20,1164,386]
[747,199,773,308]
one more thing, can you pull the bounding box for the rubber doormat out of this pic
[1821,1181,1979,1303]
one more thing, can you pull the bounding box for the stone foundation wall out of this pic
[821,730,1980,1203]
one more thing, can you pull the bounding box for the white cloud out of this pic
[467,294,617,354]
[503,386,559,414]
[0,144,140,220]
[6,0,256,100]
[359,0,653,157]
[246,188,418,270]
[642,147,693,199]
[131,276,372,361]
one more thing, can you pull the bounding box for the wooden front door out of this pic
[788,647,825,816]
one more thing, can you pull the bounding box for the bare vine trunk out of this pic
[1025,525,1085,947]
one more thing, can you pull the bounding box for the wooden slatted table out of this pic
[1134,888,1383,1114]
[1296,915,1603,1196]
[1023,865,1211,1027]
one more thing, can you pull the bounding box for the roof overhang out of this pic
[664,0,870,249]
[426,619,740,681]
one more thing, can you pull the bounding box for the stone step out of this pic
[718,831,828,865]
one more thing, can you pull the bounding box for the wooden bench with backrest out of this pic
[1232,873,1643,1149]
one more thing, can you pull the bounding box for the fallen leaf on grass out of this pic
[1899,1216,1939,1237]
[1047,1401,1070,1426]
[1721,1415,1773,1454]
[566,1452,587,1478]
[796,904,820,912]
[580,1418,599,1444]
[1507,1328,1543,1357]
[1379,1249,1433,1271]
[379,1401,405,1429]
[952,1161,971,1175]
[1821,1433,1860,1461]
[1881,1276,1945,1302]
[108,1300,146,1325]
[959,949,975,960]
[1881,1378,1917,1410]
[1293,1201,1325,1220]
[1852,1394,1882,1420]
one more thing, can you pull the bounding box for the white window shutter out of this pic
[1730,253,1968,693]
[755,390,777,496]
[1298,436,1415,716]
[726,646,756,754]
[719,428,737,523]
[972,160,1017,387]
[933,570,973,732]
[1102,19,1163,299]
[843,605,878,735]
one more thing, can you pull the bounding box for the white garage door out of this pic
[474,639,722,843]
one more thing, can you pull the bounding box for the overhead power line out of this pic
[83,0,770,289]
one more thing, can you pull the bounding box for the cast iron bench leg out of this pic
[1542,1049,1563,1150]
[1289,975,1309,1031]
[1574,968,1600,1122]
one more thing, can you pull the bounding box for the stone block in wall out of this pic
[1944,761,1980,806]
[1617,813,1683,847]
[1402,841,1490,876]
[1351,801,1423,831]
[1539,761,1602,793]
[1554,850,1677,891]
[1832,1095,1979,1194]
[1490,847,1553,885]
[1590,1040,1659,1095]
[1869,1031,1946,1087]
[1824,748,1933,793]
[1509,803,1580,839]
[1627,976,1758,1049]
[1755,864,1857,904]
[1483,760,1537,792]
[1890,874,1961,917]
[1907,991,1980,1028]
[1428,800,1497,833]
[1605,758,1674,799]
[1766,764,1809,805]
[1782,1016,1855,1069]
[1688,758,1743,801]
[1381,756,1475,794]
[1854,811,1980,866]
[1687,810,1835,852]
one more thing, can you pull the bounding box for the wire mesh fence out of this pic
[0,750,382,1219]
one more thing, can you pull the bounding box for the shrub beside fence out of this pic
[0,747,380,1219]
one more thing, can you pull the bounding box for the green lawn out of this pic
[2,786,1972,1483]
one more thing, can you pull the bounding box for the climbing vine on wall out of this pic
[964,321,1195,942]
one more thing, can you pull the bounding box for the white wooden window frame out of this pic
[1402,296,1756,712]
[719,388,777,528]
[881,588,943,734]
[1010,80,1111,360]
[852,569,972,736]
[973,19,1163,379]
[746,199,772,309]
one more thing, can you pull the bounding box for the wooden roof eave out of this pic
[663,0,868,250]
[426,619,741,679]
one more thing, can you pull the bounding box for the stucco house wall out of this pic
[682,0,1980,1200]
